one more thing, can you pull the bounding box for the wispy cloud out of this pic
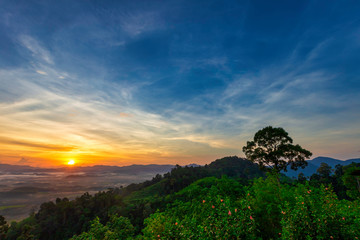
[18,35,54,64]
[36,70,47,75]
[0,137,77,151]
[119,11,164,37]
[0,38,233,166]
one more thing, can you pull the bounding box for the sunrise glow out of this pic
[0,1,359,168]
[67,160,75,165]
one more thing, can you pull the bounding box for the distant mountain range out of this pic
[1,157,359,178]
[0,163,175,175]
[284,156,360,178]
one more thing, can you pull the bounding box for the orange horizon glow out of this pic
[1,99,358,168]
[1,1,360,170]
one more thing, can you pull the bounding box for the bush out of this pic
[70,215,134,240]
[280,185,360,239]
[142,188,258,239]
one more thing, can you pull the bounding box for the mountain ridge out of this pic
[1,156,359,177]
[0,163,175,174]
[284,156,360,177]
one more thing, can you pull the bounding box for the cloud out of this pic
[0,59,235,165]
[36,70,47,75]
[119,112,133,118]
[119,11,164,37]
[1,0,360,165]
[0,39,354,164]
[0,137,77,152]
[18,35,54,64]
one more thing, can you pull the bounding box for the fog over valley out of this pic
[0,164,174,221]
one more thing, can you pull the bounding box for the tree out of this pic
[317,162,332,178]
[297,173,307,184]
[70,215,134,240]
[242,126,312,175]
[342,163,360,199]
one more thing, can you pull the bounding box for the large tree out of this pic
[242,126,312,175]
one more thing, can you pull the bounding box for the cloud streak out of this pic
[18,35,54,65]
[0,137,77,151]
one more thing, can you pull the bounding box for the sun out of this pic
[67,159,75,165]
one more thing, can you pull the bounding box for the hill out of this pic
[1,156,264,240]
[284,156,360,177]
[2,155,360,239]
[124,156,264,202]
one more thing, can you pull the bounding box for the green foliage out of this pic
[308,163,360,200]
[4,155,360,239]
[125,181,164,203]
[317,162,332,178]
[207,156,264,179]
[297,173,307,184]
[243,126,312,174]
[280,185,360,239]
[70,215,134,240]
[141,177,257,239]
[120,157,263,234]
[247,174,289,238]
[158,157,263,195]
[342,163,360,199]
[141,175,360,240]
[5,215,37,240]
[142,189,258,239]
[5,189,123,240]
[173,176,244,203]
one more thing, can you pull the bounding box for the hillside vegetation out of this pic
[0,156,359,239]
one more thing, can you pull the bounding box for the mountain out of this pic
[344,158,360,164]
[71,164,175,174]
[309,157,360,168]
[0,163,175,175]
[310,157,344,167]
[0,163,39,173]
[284,157,360,178]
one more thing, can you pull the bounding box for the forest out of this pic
[0,127,359,239]
[0,156,359,239]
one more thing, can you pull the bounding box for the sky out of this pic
[0,0,359,167]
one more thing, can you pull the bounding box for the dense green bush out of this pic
[280,185,360,239]
[142,193,258,239]
[142,174,360,240]
[70,215,135,240]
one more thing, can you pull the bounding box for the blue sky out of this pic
[0,0,359,166]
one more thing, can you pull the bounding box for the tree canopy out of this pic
[242,126,312,174]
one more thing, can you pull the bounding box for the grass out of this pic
[0,205,26,210]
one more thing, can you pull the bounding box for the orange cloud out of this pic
[0,137,77,152]
[119,112,133,117]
